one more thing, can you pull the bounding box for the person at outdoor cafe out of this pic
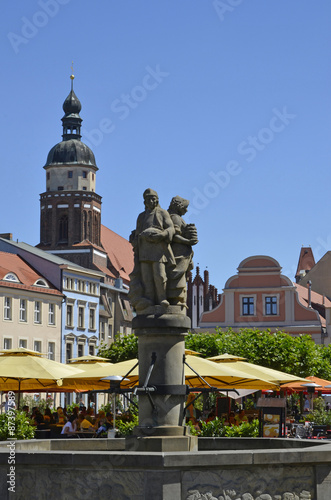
[94,410,107,431]
[234,409,248,426]
[43,407,54,424]
[85,407,95,423]
[95,412,113,437]
[32,408,44,426]
[77,414,96,432]
[54,406,66,425]
[61,414,77,435]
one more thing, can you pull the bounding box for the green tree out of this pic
[98,333,138,362]
[185,328,330,379]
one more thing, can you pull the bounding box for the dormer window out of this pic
[34,279,48,288]
[4,273,19,282]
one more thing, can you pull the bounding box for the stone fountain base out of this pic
[0,437,330,499]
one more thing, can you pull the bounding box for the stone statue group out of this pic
[128,188,198,313]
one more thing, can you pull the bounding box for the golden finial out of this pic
[70,61,75,80]
[70,61,75,91]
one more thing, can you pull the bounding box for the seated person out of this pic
[56,407,66,425]
[234,409,248,426]
[32,408,44,426]
[77,414,96,432]
[84,408,95,423]
[94,410,107,433]
[61,415,77,435]
[43,408,54,424]
[95,412,113,437]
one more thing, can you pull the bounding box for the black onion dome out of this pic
[63,89,82,115]
[45,139,97,168]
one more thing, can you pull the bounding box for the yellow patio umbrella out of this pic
[207,353,308,385]
[184,355,278,389]
[68,355,111,363]
[0,348,85,405]
[85,355,278,390]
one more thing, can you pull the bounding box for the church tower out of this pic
[39,73,102,257]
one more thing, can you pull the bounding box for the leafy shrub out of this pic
[188,418,259,438]
[0,411,35,441]
[66,403,79,415]
[304,397,331,425]
[224,419,259,437]
[116,415,139,436]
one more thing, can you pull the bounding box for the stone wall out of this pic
[0,438,330,499]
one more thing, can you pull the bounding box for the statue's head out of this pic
[168,195,189,215]
[143,188,159,210]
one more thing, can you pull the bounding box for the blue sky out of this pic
[1,1,331,292]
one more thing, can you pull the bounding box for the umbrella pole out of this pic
[113,393,116,432]
[18,379,21,409]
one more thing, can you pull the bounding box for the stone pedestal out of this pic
[126,305,193,451]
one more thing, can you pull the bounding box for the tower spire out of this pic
[61,65,82,140]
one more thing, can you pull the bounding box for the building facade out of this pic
[0,237,103,362]
[0,250,62,360]
[199,256,330,345]
[187,266,221,329]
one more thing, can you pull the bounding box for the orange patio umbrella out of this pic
[281,376,331,392]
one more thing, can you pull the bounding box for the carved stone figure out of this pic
[167,196,198,306]
[128,189,175,311]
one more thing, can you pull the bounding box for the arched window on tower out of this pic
[59,215,68,243]
[94,213,98,245]
[83,211,87,240]
[87,211,92,241]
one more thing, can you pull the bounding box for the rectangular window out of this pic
[19,299,27,322]
[89,344,95,356]
[58,186,64,191]
[4,338,12,349]
[34,301,41,324]
[265,296,277,315]
[48,303,55,325]
[47,172,50,180]
[242,297,254,316]
[34,341,41,352]
[66,343,73,363]
[4,297,12,320]
[68,171,73,178]
[48,342,55,361]
[66,304,73,327]
[78,344,84,358]
[78,306,85,328]
[19,339,27,349]
[82,171,87,179]
[100,321,105,341]
[89,308,95,330]
[108,325,112,338]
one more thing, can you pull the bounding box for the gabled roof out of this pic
[100,225,134,284]
[295,247,315,280]
[0,252,62,296]
[0,237,102,277]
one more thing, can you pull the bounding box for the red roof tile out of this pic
[0,251,62,296]
[100,225,134,284]
[294,282,331,308]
